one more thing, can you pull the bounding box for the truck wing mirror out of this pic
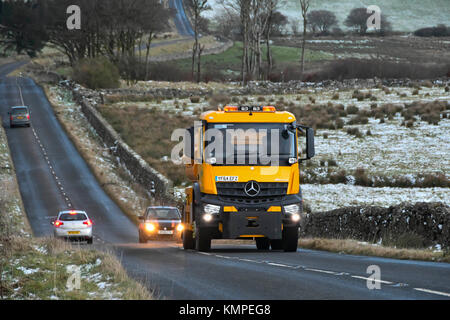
[184,127,195,160]
[306,127,315,159]
[298,126,315,161]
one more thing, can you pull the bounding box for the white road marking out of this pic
[351,275,393,285]
[413,288,450,297]
[238,258,259,263]
[305,268,339,275]
[267,262,296,269]
[215,255,231,259]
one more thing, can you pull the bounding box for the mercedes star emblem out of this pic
[244,181,260,197]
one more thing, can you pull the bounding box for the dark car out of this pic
[138,206,183,243]
[9,106,31,128]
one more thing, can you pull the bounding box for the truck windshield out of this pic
[205,123,296,166]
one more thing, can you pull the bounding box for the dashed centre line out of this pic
[192,249,450,298]
[16,78,73,210]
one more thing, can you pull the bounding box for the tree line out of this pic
[0,0,172,80]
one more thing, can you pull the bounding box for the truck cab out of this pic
[182,106,315,252]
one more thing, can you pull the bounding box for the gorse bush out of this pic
[73,58,120,90]
[414,24,450,37]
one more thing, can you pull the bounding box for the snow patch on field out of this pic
[302,184,450,212]
[206,0,450,32]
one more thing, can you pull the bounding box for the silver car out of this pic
[52,210,93,244]
[8,106,31,128]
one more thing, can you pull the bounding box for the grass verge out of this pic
[298,238,449,263]
[0,115,153,300]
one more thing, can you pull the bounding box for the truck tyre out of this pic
[195,227,212,252]
[256,237,270,250]
[183,229,194,250]
[283,226,299,252]
[270,239,283,250]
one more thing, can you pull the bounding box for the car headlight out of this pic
[204,204,220,215]
[284,204,301,215]
[176,224,184,232]
[145,223,156,232]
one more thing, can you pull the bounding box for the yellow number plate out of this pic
[68,231,80,235]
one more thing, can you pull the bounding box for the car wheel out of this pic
[256,237,270,250]
[138,231,147,243]
[87,238,93,245]
[10,123,14,128]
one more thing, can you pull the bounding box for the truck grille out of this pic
[216,182,288,205]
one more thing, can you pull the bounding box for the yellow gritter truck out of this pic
[182,105,315,252]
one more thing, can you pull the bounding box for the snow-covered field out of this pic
[111,83,449,180]
[302,184,449,212]
[206,0,450,32]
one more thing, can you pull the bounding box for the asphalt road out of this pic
[1,62,449,300]
[170,0,195,37]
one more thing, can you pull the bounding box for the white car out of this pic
[52,210,93,244]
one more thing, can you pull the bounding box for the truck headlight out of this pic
[204,204,220,215]
[203,213,213,222]
[284,204,300,215]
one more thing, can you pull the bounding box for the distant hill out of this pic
[206,0,450,32]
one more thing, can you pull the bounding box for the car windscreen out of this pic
[59,213,87,221]
[146,208,180,220]
[12,108,28,114]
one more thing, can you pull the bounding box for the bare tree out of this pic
[345,7,391,35]
[307,10,337,35]
[188,0,210,83]
[299,0,311,75]
[218,0,283,83]
[289,18,301,36]
[214,9,240,39]
[263,0,284,78]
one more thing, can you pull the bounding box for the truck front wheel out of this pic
[283,226,299,252]
[256,237,270,250]
[195,227,212,252]
[183,229,194,250]
[270,239,283,250]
